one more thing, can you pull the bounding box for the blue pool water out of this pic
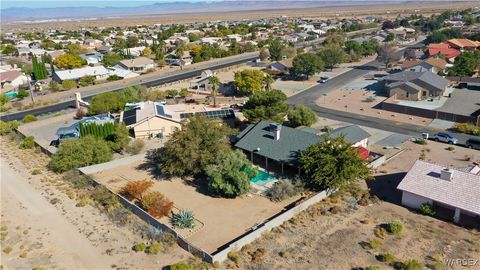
[5,91,15,98]
[249,170,276,186]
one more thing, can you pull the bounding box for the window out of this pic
[422,91,427,97]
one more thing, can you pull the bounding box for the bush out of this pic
[63,170,93,189]
[31,168,42,175]
[287,104,318,127]
[365,266,380,270]
[445,146,455,151]
[122,180,153,200]
[418,203,436,216]
[169,262,192,270]
[133,242,147,252]
[48,136,113,172]
[369,238,383,249]
[62,80,77,89]
[89,186,120,211]
[454,122,480,136]
[146,241,163,254]
[75,108,86,119]
[386,220,404,235]
[160,232,177,249]
[404,259,423,270]
[265,179,303,202]
[172,209,195,229]
[0,120,19,135]
[141,191,173,218]
[415,138,427,145]
[228,251,241,263]
[3,246,12,254]
[20,136,35,149]
[22,114,37,123]
[365,96,376,102]
[125,139,145,155]
[377,253,395,263]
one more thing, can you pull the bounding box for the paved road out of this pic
[287,44,479,147]
[0,53,258,121]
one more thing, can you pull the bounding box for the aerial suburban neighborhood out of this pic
[0,1,479,270]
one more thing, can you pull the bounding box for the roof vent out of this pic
[269,123,281,140]
[440,168,453,181]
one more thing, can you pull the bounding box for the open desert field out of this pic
[3,1,477,32]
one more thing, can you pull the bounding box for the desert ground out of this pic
[232,140,480,270]
[90,157,299,253]
[3,1,477,32]
[0,135,190,270]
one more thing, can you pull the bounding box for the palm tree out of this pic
[208,76,220,107]
[175,46,185,70]
[263,74,275,91]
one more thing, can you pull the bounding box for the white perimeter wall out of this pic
[401,191,432,209]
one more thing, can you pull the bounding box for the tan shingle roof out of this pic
[424,57,447,69]
[397,160,480,215]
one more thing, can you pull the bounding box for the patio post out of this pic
[281,163,284,175]
[453,208,461,223]
[265,157,268,171]
[251,151,253,162]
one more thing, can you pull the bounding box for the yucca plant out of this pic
[172,209,195,229]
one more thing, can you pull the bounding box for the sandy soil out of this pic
[317,87,433,126]
[90,158,299,253]
[4,1,476,32]
[0,136,190,270]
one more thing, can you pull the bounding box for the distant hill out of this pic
[1,1,404,23]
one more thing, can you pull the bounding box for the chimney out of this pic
[270,123,281,140]
[440,168,453,181]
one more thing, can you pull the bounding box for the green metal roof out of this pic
[234,121,323,165]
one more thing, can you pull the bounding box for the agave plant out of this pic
[172,209,195,229]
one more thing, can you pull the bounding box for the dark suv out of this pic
[466,137,480,150]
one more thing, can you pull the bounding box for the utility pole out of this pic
[28,73,35,105]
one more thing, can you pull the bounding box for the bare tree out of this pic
[376,43,401,68]
[259,48,270,62]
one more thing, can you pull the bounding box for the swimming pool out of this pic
[243,166,276,186]
[5,91,15,98]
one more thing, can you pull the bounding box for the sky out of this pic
[1,1,219,9]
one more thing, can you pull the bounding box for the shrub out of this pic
[146,241,163,254]
[20,136,35,149]
[48,136,113,172]
[0,120,20,135]
[107,75,121,81]
[3,246,12,254]
[415,138,427,145]
[22,114,37,123]
[265,179,303,202]
[160,232,177,249]
[404,259,423,270]
[89,186,120,211]
[75,108,86,119]
[62,80,77,89]
[122,180,153,200]
[125,139,145,155]
[374,226,388,239]
[365,266,380,270]
[31,168,42,175]
[19,251,27,258]
[63,170,93,189]
[377,253,395,263]
[386,220,404,235]
[365,96,376,102]
[369,238,383,249]
[133,242,147,252]
[228,251,241,263]
[445,146,455,151]
[172,209,195,229]
[169,262,192,270]
[454,122,480,136]
[141,191,173,218]
[418,203,436,216]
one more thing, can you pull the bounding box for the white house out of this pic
[122,46,146,57]
[0,70,29,90]
[52,66,110,83]
[107,67,140,79]
[397,160,480,224]
[117,57,156,73]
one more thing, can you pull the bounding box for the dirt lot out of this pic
[0,136,190,269]
[317,86,433,126]
[89,158,299,253]
[230,140,480,270]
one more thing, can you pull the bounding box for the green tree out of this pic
[2,45,17,55]
[288,105,318,127]
[318,44,345,71]
[205,149,255,198]
[345,40,364,56]
[263,74,275,91]
[208,76,220,107]
[291,53,324,79]
[105,123,130,152]
[386,33,395,42]
[300,135,371,190]
[361,40,378,56]
[66,43,86,55]
[54,53,86,69]
[49,136,113,172]
[102,52,124,67]
[159,115,232,176]
[268,39,285,61]
[234,69,265,96]
[449,51,479,77]
[62,80,76,89]
[79,75,95,87]
[242,89,289,122]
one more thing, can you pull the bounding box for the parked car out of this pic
[319,76,329,83]
[466,137,480,150]
[433,133,458,144]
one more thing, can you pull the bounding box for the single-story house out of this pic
[120,101,235,139]
[427,43,461,62]
[269,59,293,75]
[445,38,480,51]
[52,66,110,83]
[117,57,156,73]
[121,46,146,57]
[234,121,322,174]
[403,58,447,74]
[0,70,29,90]
[107,67,140,79]
[329,125,370,148]
[80,52,104,65]
[381,71,449,101]
[397,160,480,224]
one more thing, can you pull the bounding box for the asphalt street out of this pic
[0,53,258,121]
